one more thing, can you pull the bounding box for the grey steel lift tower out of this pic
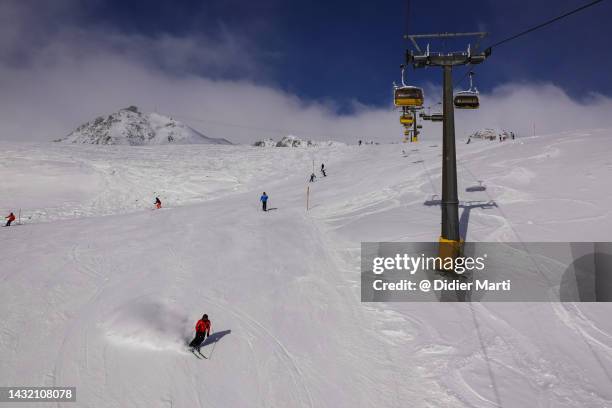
[405,32,490,260]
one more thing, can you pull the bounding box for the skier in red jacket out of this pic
[189,314,211,352]
[5,212,16,227]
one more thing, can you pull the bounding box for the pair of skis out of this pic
[190,348,208,359]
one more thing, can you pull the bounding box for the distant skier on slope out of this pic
[260,192,269,211]
[154,197,162,209]
[320,163,326,177]
[309,173,316,183]
[5,212,16,227]
[189,314,212,352]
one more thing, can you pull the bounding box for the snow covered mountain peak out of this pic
[59,106,232,145]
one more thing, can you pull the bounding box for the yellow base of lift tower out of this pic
[438,236,464,270]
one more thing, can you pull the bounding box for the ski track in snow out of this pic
[2,131,612,407]
[170,244,313,408]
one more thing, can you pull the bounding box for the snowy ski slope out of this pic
[1,129,612,407]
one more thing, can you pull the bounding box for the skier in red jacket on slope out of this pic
[189,314,211,351]
[5,212,16,227]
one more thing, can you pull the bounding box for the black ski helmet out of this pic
[202,314,208,320]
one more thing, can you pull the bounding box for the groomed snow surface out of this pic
[2,130,612,407]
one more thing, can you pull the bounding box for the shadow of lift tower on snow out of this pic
[424,196,497,241]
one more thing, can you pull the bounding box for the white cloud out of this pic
[454,83,612,138]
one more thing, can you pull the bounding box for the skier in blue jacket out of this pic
[260,192,269,211]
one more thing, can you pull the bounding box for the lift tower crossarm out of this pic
[405,32,487,56]
[407,32,487,40]
[408,53,488,69]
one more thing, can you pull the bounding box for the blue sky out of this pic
[78,0,612,109]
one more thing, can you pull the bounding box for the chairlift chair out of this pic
[393,65,424,108]
[399,113,414,125]
[394,86,424,107]
[454,72,480,109]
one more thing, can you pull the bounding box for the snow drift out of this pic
[468,128,516,141]
[103,299,192,352]
[254,135,346,147]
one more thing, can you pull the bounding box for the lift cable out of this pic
[430,0,606,103]
[485,0,605,51]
